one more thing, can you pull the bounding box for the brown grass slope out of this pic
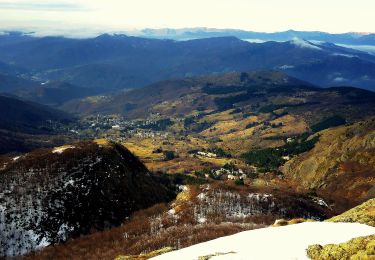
[282,119,375,211]
[62,71,375,127]
[60,70,310,117]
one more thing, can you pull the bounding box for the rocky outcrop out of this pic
[307,198,375,259]
[0,139,175,257]
[327,198,375,227]
[307,235,375,260]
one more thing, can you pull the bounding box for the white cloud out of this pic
[337,44,375,55]
[243,39,267,43]
[333,77,347,82]
[0,0,374,36]
[331,53,357,58]
[0,1,84,11]
[279,65,295,70]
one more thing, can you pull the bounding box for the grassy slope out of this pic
[282,119,375,211]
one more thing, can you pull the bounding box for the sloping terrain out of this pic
[0,129,76,155]
[62,71,375,158]
[0,33,375,91]
[23,182,330,260]
[151,222,375,260]
[0,140,175,257]
[0,94,75,154]
[282,119,375,211]
[64,71,375,176]
[63,71,375,122]
[0,94,71,133]
[327,198,375,227]
[307,235,375,260]
[0,73,37,92]
[307,198,375,259]
[15,81,105,107]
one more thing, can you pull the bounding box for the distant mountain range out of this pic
[129,28,375,46]
[0,31,374,106]
[4,29,375,46]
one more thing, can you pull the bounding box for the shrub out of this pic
[242,135,319,171]
[163,151,176,161]
[139,118,174,131]
[311,116,346,133]
[234,179,244,186]
[245,122,259,129]
[247,172,259,179]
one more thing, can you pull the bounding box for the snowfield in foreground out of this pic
[152,222,375,260]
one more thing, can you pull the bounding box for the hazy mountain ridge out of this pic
[0,73,38,92]
[0,33,375,93]
[4,29,375,45]
[64,71,375,125]
[134,28,375,44]
[0,94,71,133]
[0,94,75,154]
[15,81,106,107]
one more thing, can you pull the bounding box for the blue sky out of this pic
[0,0,374,36]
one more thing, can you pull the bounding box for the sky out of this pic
[0,0,374,37]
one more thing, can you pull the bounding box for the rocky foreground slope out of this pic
[151,199,375,260]
[307,198,375,259]
[0,140,175,257]
[150,222,374,260]
[23,182,331,260]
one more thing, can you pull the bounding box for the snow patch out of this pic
[197,193,206,200]
[312,197,329,208]
[64,179,75,188]
[290,38,322,50]
[279,65,295,70]
[57,224,74,241]
[177,185,189,192]
[331,53,357,58]
[40,80,50,85]
[52,145,75,154]
[197,217,206,224]
[243,38,267,43]
[336,44,375,55]
[12,156,21,161]
[151,222,375,260]
[333,77,347,82]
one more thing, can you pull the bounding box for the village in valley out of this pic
[58,114,284,185]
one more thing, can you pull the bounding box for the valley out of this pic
[0,31,374,260]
